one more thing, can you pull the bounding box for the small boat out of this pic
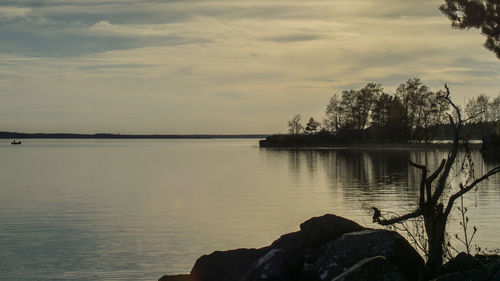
[11,140,21,145]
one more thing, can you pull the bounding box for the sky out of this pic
[0,0,499,134]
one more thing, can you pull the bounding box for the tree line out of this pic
[466,94,500,123]
[288,78,500,143]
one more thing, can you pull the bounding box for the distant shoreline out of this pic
[259,142,483,150]
[259,134,484,149]
[0,132,270,139]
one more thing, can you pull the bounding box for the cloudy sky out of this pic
[0,0,499,134]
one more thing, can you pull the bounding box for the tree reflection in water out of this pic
[262,147,500,250]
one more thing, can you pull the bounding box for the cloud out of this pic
[265,33,323,43]
[0,0,499,133]
[0,6,31,20]
[89,20,183,37]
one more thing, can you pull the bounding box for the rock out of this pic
[331,256,406,281]
[433,254,500,281]
[442,252,485,275]
[297,214,365,250]
[190,247,270,281]
[158,274,192,281]
[267,214,365,252]
[475,254,500,266]
[487,262,500,281]
[240,214,364,281]
[430,270,485,281]
[305,229,423,281]
[240,248,287,281]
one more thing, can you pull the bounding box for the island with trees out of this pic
[259,78,500,152]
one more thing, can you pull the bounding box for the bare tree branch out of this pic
[410,160,427,207]
[443,84,462,124]
[409,160,427,170]
[392,220,429,256]
[444,166,500,217]
[432,85,461,204]
[373,207,422,226]
[462,110,485,123]
[426,159,446,202]
[427,159,446,183]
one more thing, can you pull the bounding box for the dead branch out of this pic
[373,207,422,226]
[444,165,500,217]
[432,85,461,205]
[463,110,485,123]
[426,159,446,202]
[410,160,427,206]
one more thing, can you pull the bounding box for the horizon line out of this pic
[0,131,271,139]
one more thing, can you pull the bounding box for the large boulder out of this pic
[436,253,500,281]
[487,262,500,281]
[240,214,364,281]
[190,247,270,281]
[331,256,406,281]
[303,229,424,281]
[296,214,366,250]
[441,252,485,275]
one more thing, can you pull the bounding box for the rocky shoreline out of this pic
[157,214,500,281]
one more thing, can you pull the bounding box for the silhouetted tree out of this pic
[396,78,433,141]
[440,0,500,58]
[288,114,304,135]
[386,96,407,142]
[464,93,500,139]
[336,83,380,140]
[325,94,344,132]
[373,85,500,280]
[371,92,393,128]
[466,94,490,122]
[357,83,383,140]
[340,89,359,130]
[321,78,488,143]
[419,90,449,143]
[491,93,500,121]
[305,117,320,134]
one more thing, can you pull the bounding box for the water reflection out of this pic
[263,147,500,250]
[272,148,498,194]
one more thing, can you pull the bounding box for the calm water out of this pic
[0,139,499,281]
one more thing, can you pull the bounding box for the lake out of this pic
[0,139,499,281]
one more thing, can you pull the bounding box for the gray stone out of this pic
[305,229,423,281]
[331,256,406,281]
